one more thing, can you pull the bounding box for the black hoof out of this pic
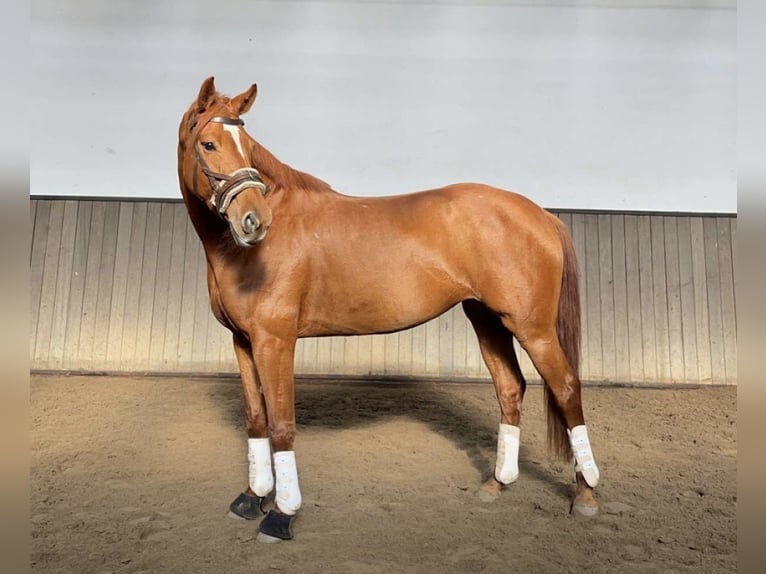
[258,509,295,541]
[228,492,266,520]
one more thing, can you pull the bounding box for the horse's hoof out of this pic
[228,492,266,520]
[571,502,600,517]
[258,509,295,541]
[476,477,503,503]
[256,532,285,544]
[477,488,500,503]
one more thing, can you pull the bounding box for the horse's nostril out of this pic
[242,212,260,234]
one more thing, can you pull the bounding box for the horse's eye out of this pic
[201,141,216,152]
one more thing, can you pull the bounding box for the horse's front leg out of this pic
[251,328,301,543]
[228,333,274,520]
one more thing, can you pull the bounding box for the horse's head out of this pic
[178,76,272,246]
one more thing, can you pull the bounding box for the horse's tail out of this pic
[545,216,581,462]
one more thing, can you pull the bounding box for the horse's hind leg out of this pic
[229,333,273,520]
[463,300,527,501]
[517,329,600,516]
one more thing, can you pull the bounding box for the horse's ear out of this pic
[232,83,258,116]
[196,76,217,113]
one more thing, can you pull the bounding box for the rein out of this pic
[192,116,269,218]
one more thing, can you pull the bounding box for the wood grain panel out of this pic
[717,218,736,383]
[597,214,616,380]
[30,199,737,385]
[676,217,699,381]
[29,200,38,259]
[161,206,189,369]
[47,201,79,368]
[29,200,47,301]
[119,202,148,369]
[690,218,711,382]
[91,202,120,367]
[569,213,589,377]
[34,201,64,365]
[623,215,644,381]
[410,323,427,375]
[30,200,50,360]
[610,215,630,382]
[63,202,93,369]
[703,217,725,383]
[663,216,685,383]
[178,214,202,368]
[190,237,212,371]
[584,214,602,380]
[637,217,657,382]
[105,203,134,369]
[650,216,671,382]
[76,202,107,368]
[148,203,175,370]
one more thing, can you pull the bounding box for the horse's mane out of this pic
[250,139,334,195]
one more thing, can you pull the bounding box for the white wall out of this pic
[31,0,736,213]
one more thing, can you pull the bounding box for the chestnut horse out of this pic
[177,77,600,542]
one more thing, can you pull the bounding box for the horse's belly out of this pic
[299,275,467,337]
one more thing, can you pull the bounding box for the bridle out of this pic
[191,115,269,218]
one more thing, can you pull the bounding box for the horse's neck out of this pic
[181,144,335,268]
[251,141,333,195]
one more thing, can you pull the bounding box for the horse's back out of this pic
[336,182,558,244]
[381,182,564,269]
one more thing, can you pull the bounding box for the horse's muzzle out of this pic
[226,186,272,246]
[233,211,270,245]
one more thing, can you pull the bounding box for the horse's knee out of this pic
[270,421,296,451]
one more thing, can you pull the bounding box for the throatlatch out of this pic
[568,425,600,487]
[495,423,521,484]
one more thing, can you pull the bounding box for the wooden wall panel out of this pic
[30,200,50,359]
[718,218,736,383]
[29,199,737,384]
[62,202,92,369]
[663,216,685,383]
[34,201,65,365]
[133,202,161,372]
[119,202,148,370]
[610,215,630,381]
[105,202,134,369]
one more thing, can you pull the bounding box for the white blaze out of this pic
[223,124,245,160]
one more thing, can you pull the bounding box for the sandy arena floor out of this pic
[30,374,736,574]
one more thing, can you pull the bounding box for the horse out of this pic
[177,77,600,542]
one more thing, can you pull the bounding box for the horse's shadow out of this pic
[215,378,572,501]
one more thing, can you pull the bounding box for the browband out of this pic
[190,115,244,133]
[208,116,245,126]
